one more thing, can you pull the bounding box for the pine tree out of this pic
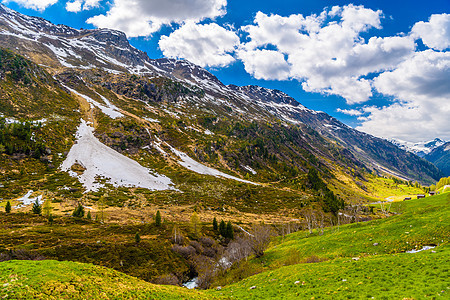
[213,217,218,231]
[155,210,162,227]
[86,210,92,220]
[5,201,11,213]
[72,204,85,218]
[219,220,226,237]
[32,199,41,215]
[135,232,141,244]
[226,221,234,239]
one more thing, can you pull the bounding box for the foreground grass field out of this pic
[213,192,449,286]
[1,193,448,299]
[0,260,212,300]
[209,246,449,299]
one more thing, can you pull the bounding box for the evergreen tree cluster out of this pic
[215,218,234,239]
[0,119,45,158]
[72,204,85,218]
[307,167,344,215]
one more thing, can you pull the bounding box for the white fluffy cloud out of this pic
[336,108,363,116]
[236,49,291,80]
[159,22,239,68]
[66,0,101,13]
[239,5,416,104]
[357,50,450,141]
[87,0,227,37]
[2,0,57,11]
[412,13,450,51]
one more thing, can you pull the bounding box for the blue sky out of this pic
[2,0,449,142]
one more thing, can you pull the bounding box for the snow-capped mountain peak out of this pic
[388,138,446,157]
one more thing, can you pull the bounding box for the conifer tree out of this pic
[155,210,162,227]
[219,220,226,237]
[226,221,234,239]
[86,210,92,220]
[32,199,41,215]
[72,203,84,218]
[5,201,11,213]
[212,217,218,231]
[135,232,141,244]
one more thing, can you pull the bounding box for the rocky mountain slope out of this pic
[424,142,450,176]
[0,3,442,211]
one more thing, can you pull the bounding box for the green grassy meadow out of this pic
[1,191,448,299]
[0,260,211,300]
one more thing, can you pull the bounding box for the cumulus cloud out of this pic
[236,49,291,80]
[357,50,450,141]
[239,5,415,104]
[159,22,239,68]
[2,0,57,11]
[66,0,81,12]
[336,108,363,116]
[66,0,101,13]
[412,13,450,51]
[87,0,227,37]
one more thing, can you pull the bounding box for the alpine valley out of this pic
[0,5,448,300]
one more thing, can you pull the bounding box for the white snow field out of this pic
[164,143,259,185]
[14,190,43,208]
[64,86,124,119]
[60,120,175,192]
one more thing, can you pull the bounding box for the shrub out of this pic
[0,249,45,262]
[249,224,274,258]
[171,245,196,259]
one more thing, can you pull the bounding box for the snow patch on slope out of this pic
[61,120,175,192]
[14,190,43,208]
[164,143,259,185]
[65,87,124,119]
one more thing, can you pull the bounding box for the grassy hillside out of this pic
[0,260,211,300]
[212,192,449,290]
[209,246,449,299]
[1,193,448,299]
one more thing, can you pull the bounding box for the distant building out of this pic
[429,191,436,196]
[403,197,411,201]
[417,194,425,199]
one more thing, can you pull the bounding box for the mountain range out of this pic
[388,138,446,157]
[0,3,443,209]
